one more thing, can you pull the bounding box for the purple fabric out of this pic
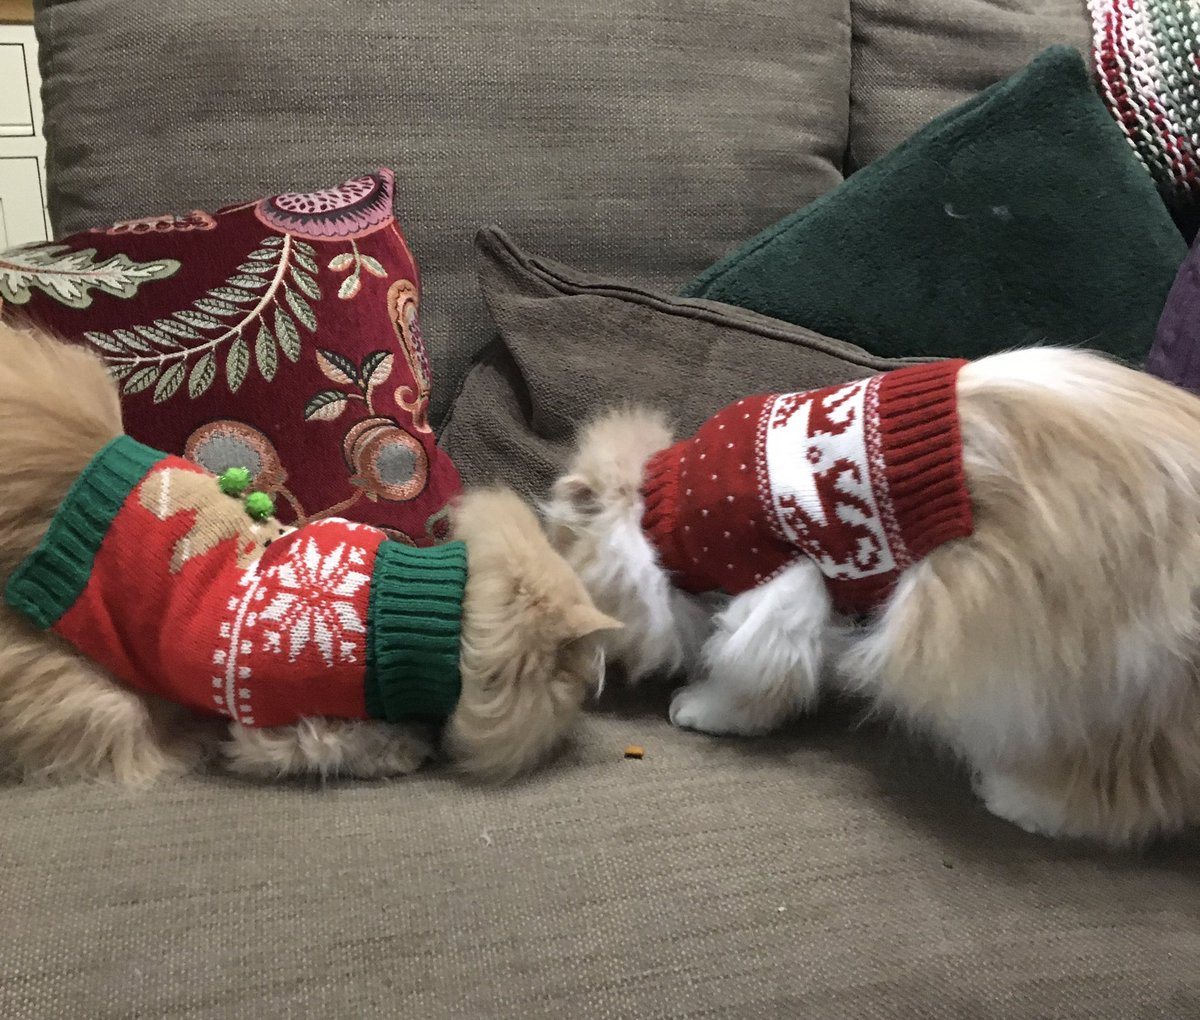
[1148,236,1200,393]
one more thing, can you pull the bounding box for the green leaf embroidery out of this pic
[276,309,301,362]
[229,273,267,288]
[0,244,180,309]
[359,255,387,278]
[134,324,180,349]
[77,235,319,404]
[316,348,358,386]
[226,336,249,392]
[193,297,238,317]
[159,320,202,340]
[361,350,394,389]
[176,309,222,330]
[209,286,257,304]
[293,247,318,275]
[154,362,186,403]
[112,328,152,353]
[303,389,349,421]
[123,366,158,394]
[285,289,317,331]
[256,323,278,381]
[327,253,354,272]
[337,273,361,300]
[84,330,132,355]
[290,268,321,300]
[188,351,217,398]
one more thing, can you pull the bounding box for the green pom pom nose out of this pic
[244,491,276,521]
[218,466,252,497]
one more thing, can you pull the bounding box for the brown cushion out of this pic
[441,227,923,497]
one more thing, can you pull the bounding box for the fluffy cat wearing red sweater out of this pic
[0,322,618,785]
[546,350,1200,846]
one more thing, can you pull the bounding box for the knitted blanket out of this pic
[1089,0,1200,236]
[682,46,1186,366]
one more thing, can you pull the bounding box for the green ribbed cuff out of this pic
[5,436,166,630]
[365,540,468,723]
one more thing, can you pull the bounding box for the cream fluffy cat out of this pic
[546,349,1200,846]
[0,321,617,784]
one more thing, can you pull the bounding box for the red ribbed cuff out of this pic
[640,447,685,575]
[874,359,973,565]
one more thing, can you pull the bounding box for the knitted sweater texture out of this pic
[640,361,973,616]
[6,438,467,726]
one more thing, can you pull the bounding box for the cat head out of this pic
[445,487,621,781]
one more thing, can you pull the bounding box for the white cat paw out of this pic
[669,687,769,737]
[975,771,1068,839]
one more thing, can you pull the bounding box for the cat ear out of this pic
[562,602,623,640]
[552,474,599,516]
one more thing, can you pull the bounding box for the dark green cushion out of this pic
[683,46,1186,365]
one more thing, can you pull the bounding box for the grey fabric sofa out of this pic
[5,2,1199,1017]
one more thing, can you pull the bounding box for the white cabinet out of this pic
[0,23,48,247]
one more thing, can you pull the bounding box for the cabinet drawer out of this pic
[0,155,46,247]
[0,40,33,136]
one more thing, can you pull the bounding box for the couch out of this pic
[4,1,1198,1017]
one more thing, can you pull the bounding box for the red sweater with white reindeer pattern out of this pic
[639,361,974,616]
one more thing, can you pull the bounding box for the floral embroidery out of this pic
[92,210,217,235]
[303,347,394,422]
[327,240,388,299]
[254,169,395,240]
[82,235,320,403]
[184,420,307,523]
[0,244,180,309]
[0,169,456,548]
[302,346,429,511]
[342,418,428,504]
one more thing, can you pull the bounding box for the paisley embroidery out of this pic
[255,169,395,240]
[93,210,217,235]
[387,279,432,433]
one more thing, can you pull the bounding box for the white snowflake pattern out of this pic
[257,535,371,667]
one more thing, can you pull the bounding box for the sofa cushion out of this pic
[847,0,1092,170]
[2,702,1198,1019]
[441,228,923,498]
[34,0,854,427]
[0,169,462,543]
[682,47,1186,366]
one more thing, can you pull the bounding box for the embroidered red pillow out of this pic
[0,169,461,545]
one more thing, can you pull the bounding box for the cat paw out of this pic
[353,727,432,779]
[669,687,769,737]
[974,771,1068,839]
[223,719,433,781]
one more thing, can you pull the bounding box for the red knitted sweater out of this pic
[5,439,468,727]
[640,361,973,616]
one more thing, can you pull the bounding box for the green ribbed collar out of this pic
[6,436,165,630]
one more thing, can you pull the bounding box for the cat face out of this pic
[443,487,620,781]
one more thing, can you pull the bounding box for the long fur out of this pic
[545,348,1200,846]
[0,321,618,785]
